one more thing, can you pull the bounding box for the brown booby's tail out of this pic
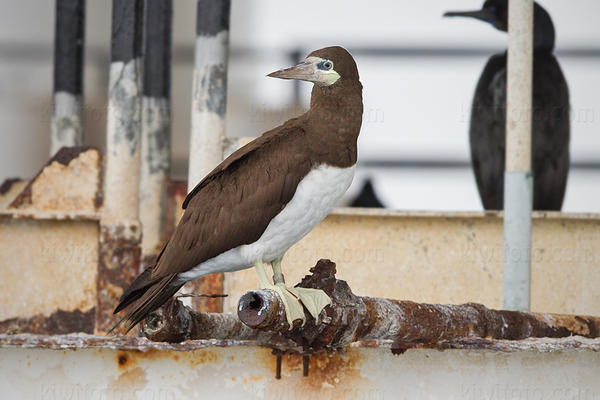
[109,268,183,334]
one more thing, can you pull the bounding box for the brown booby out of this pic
[112,46,363,332]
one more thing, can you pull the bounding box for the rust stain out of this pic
[96,223,141,335]
[112,367,148,393]
[0,308,95,335]
[258,348,366,389]
[185,349,220,367]
[117,352,132,369]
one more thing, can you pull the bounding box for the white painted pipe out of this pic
[187,0,231,192]
[139,0,173,258]
[50,0,85,156]
[103,0,144,223]
[503,0,534,311]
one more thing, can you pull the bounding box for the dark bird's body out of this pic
[446,0,570,210]
[113,47,363,332]
[350,179,385,208]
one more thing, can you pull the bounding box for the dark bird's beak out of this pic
[267,60,318,82]
[443,9,495,24]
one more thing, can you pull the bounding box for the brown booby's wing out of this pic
[152,118,312,279]
[112,119,313,332]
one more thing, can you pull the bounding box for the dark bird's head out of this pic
[444,0,555,50]
[268,46,360,88]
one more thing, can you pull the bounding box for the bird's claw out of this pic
[288,287,331,324]
[261,283,306,328]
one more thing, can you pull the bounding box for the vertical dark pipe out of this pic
[51,0,85,155]
[139,0,173,264]
[99,0,144,335]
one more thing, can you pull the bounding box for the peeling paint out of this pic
[140,97,170,256]
[9,147,102,214]
[51,92,83,155]
[104,59,142,224]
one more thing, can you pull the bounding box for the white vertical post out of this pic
[503,0,534,311]
[139,0,172,261]
[103,0,144,223]
[187,0,231,192]
[98,0,145,335]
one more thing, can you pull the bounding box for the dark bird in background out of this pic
[111,46,363,333]
[350,178,385,208]
[445,0,570,210]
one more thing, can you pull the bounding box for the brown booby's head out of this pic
[268,46,359,87]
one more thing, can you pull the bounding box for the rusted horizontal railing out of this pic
[142,259,600,353]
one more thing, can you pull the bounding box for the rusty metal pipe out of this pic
[141,298,296,349]
[141,260,600,352]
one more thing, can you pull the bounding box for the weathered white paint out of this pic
[504,0,534,311]
[503,171,533,310]
[140,97,170,256]
[178,165,355,282]
[50,91,83,156]
[0,343,598,400]
[0,219,98,320]
[103,59,142,223]
[188,109,225,191]
[188,32,229,192]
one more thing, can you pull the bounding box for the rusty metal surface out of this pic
[234,260,600,353]
[9,147,103,213]
[0,218,98,333]
[0,309,94,335]
[96,223,142,335]
[1,339,599,400]
[0,210,99,220]
[139,260,600,356]
[1,333,599,353]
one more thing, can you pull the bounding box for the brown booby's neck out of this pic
[304,79,363,167]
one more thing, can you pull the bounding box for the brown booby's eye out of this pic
[318,60,333,71]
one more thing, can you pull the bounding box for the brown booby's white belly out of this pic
[177,164,355,282]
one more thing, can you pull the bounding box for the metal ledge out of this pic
[1,334,599,353]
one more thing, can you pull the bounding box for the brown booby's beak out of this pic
[267,60,318,82]
[443,9,495,24]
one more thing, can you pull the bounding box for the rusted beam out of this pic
[142,260,600,354]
